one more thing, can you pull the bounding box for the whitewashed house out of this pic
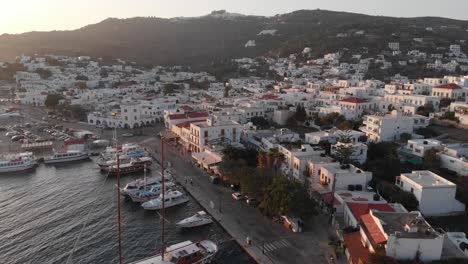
[396,171,465,216]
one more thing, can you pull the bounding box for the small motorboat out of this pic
[176,211,213,229]
[141,190,189,211]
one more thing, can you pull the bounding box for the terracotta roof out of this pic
[343,232,370,264]
[340,97,368,104]
[346,202,395,222]
[434,83,462,90]
[180,105,194,111]
[168,112,209,120]
[322,192,342,206]
[361,213,387,247]
[260,94,280,100]
[174,119,206,128]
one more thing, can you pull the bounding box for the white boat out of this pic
[129,181,176,203]
[142,190,189,211]
[101,143,146,160]
[44,150,89,164]
[129,240,218,264]
[0,152,36,173]
[119,170,172,196]
[176,211,213,229]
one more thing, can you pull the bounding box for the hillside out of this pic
[0,10,467,66]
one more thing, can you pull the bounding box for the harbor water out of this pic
[0,159,255,264]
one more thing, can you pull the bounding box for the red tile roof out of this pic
[168,112,209,120]
[260,94,280,100]
[180,105,194,111]
[322,192,342,206]
[435,83,462,90]
[361,213,387,247]
[346,203,395,222]
[174,119,206,128]
[343,232,370,264]
[340,97,368,104]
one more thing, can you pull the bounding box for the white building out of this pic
[402,138,443,158]
[360,110,429,142]
[438,144,468,176]
[396,171,465,216]
[187,118,242,153]
[319,164,372,192]
[431,83,465,100]
[359,210,444,262]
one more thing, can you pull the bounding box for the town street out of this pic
[142,133,340,264]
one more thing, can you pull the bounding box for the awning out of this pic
[191,151,222,167]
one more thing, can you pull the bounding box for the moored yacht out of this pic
[128,181,176,203]
[105,157,152,176]
[176,211,213,229]
[119,170,172,197]
[101,143,146,160]
[0,152,37,173]
[141,190,189,210]
[129,240,218,264]
[44,150,89,164]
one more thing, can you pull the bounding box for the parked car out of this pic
[5,131,17,137]
[232,192,243,201]
[210,175,220,184]
[11,135,25,141]
[245,196,259,207]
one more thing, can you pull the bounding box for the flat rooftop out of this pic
[372,211,439,239]
[401,170,455,187]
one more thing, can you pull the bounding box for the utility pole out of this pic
[328,175,337,225]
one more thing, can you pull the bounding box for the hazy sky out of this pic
[1,0,467,34]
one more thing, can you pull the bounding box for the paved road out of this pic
[142,135,338,264]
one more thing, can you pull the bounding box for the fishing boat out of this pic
[129,240,218,264]
[176,211,213,229]
[128,182,176,203]
[98,157,131,171]
[106,157,152,176]
[44,150,89,164]
[0,152,37,173]
[141,190,189,210]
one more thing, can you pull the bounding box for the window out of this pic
[410,187,414,193]
[204,131,208,137]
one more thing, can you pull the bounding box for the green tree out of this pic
[250,116,269,129]
[35,68,52,79]
[44,94,62,110]
[163,83,179,95]
[416,104,435,117]
[400,133,412,142]
[260,176,318,220]
[218,158,247,185]
[441,111,459,122]
[75,75,89,81]
[440,98,454,108]
[423,149,440,170]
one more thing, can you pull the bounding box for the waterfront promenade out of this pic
[143,136,338,264]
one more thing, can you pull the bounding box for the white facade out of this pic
[319,164,372,191]
[396,171,465,216]
[187,119,242,153]
[438,144,468,176]
[360,111,428,142]
[403,138,443,158]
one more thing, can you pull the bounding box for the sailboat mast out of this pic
[116,154,123,264]
[161,140,165,260]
